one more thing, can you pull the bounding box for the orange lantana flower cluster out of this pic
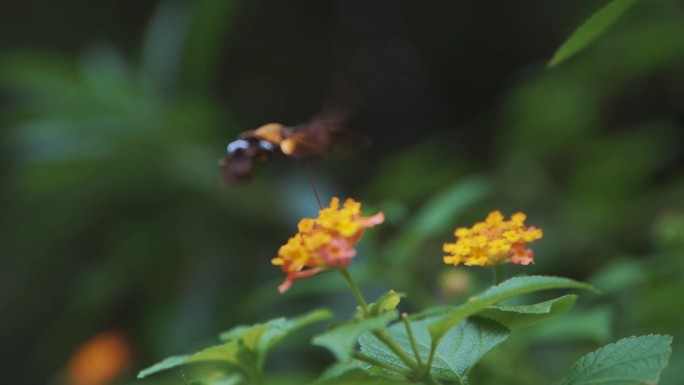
[67,331,131,385]
[443,210,543,267]
[272,197,384,293]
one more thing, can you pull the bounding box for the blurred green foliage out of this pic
[548,0,638,67]
[1,0,683,384]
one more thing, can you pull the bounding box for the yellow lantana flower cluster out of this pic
[272,197,384,293]
[443,210,543,267]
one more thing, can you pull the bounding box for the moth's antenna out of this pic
[306,163,324,210]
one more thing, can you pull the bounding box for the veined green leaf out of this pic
[185,372,244,385]
[359,317,509,383]
[427,276,594,348]
[210,373,244,385]
[561,335,672,385]
[477,294,578,330]
[312,367,411,385]
[138,309,332,379]
[137,355,191,379]
[311,362,412,385]
[312,311,399,362]
[549,0,639,67]
[220,308,332,353]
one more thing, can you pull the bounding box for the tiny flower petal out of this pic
[503,230,521,242]
[511,212,527,224]
[486,210,504,224]
[298,218,315,233]
[522,227,543,242]
[277,267,323,293]
[443,255,463,265]
[364,212,385,227]
[320,237,356,267]
[454,227,470,237]
[510,243,534,265]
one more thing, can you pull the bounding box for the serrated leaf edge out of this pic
[562,334,673,385]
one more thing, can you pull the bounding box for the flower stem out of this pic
[426,343,437,372]
[339,268,368,312]
[248,364,265,385]
[402,313,423,366]
[418,345,444,385]
[420,373,443,385]
[493,264,503,286]
[373,329,420,371]
[338,269,421,374]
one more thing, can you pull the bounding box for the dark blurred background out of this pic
[2,1,684,384]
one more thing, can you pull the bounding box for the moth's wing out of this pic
[219,155,254,186]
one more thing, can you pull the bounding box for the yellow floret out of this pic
[298,218,316,233]
[442,211,543,267]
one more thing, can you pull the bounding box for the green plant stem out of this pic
[402,314,423,366]
[419,373,443,385]
[426,343,437,374]
[339,268,368,312]
[338,269,420,373]
[251,354,268,385]
[493,264,502,285]
[373,329,420,371]
[248,364,265,385]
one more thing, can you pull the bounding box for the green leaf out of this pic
[427,276,595,347]
[359,317,509,383]
[311,361,407,385]
[407,177,490,241]
[312,367,410,385]
[187,372,244,385]
[140,0,191,91]
[525,307,614,343]
[313,311,399,362]
[549,0,638,67]
[477,294,578,330]
[220,308,332,352]
[183,0,240,92]
[137,355,191,379]
[560,335,672,385]
[138,309,332,378]
[136,339,247,380]
[388,177,490,260]
[209,373,244,385]
[181,340,245,370]
[589,259,648,294]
